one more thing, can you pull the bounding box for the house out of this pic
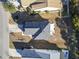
[19,0,62,13]
[29,0,62,12]
[8,0,62,11]
[9,49,69,59]
[8,0,69,16]
[18,21,55,40]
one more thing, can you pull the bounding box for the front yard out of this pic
[3,3,16,13]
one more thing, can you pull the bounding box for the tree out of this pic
[70,0,79,31]
[72,15,79,31]
[70,0,79,58]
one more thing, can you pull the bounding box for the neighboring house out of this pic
[29,0,62,12]
[7,0,36,7]
[9,49,69,59]
[19,0,62,12]
[8,0,69,16]
[18,21,55,40]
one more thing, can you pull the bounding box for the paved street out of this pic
[0,2,9,59]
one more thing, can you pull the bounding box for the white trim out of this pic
[34,7,61,11]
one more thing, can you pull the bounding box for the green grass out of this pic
[3,3,16,13]
[9,40,15,48]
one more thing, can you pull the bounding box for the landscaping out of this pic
[69,0,79,58]
[3,2,16,13]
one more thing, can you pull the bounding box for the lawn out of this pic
[3,3,16,13]
[9,39,15,48]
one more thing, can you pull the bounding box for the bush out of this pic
[71,0,79,31]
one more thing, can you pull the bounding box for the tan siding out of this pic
[32,3,47,10]
[21,0,62,9]
[48,0,62,8]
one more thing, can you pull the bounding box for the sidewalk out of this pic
[0,2,9,59]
